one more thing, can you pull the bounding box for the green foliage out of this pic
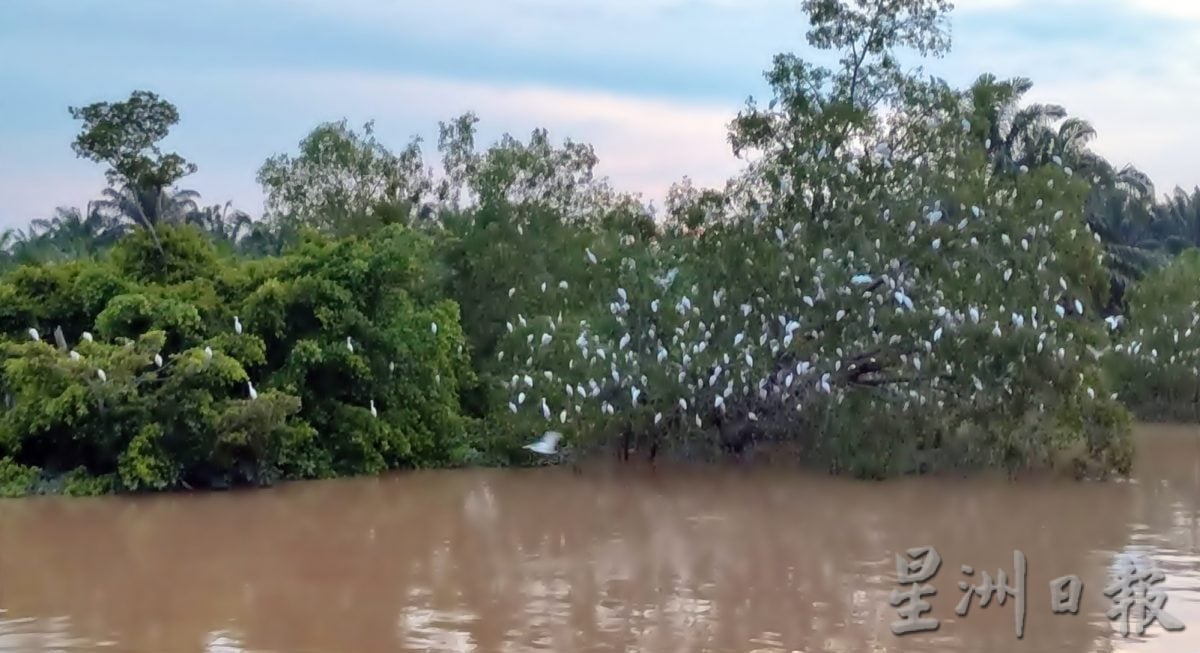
[257,120,431,235]
[10,0,1196,493]
[68,90,196,194]
[443,0,1132,478]
[1106,249,1200,421]
[0,457,39,497]
[110,224,220,285]
[0,222,475,494]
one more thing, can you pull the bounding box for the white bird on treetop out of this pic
[234,316,242,335]
[81,331,93,342]
[96,368,107,383]
[248,381,258,400]
[204,346,214,361]
[370,399,377,418]
[28,328,39,342]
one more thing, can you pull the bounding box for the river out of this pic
[0,424,1197,652]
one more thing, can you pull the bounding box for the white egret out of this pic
[28,328,39,342]
[524,431,562,455]
[248,381,258,400]
[234,316,242,335]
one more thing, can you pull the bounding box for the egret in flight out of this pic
[523,431,562,455]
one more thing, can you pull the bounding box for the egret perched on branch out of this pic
[370,399,377,418]
[523,431,562,455]
[204,346,214,361]
[345,337,354,353]
[248,381,258,400]
[234,316,242,335]
[96,368,107,383]
[154,353,163,368]
[28,328,39,342]
[81,331,93,342]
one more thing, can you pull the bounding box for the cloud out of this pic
[1,0,1197,226]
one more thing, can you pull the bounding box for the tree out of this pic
[257,120,431,234]
[30,204,126,258]
[185,201,255,246]
[481,0,1132,477]
[1154,187,1200,250]
[1106,249,1200,421]
[69,91,197,227]
[93,185,201,231]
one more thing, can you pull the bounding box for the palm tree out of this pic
[185,201,254,244]
[1151,187,1200,251]
[95,185,201,230]
[30,203,126,257]
[966,74,1068,173]
[237,220,289,257]
[1020,117,1105,173]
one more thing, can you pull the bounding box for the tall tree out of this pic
[69,91,196,229]
[257,120,431,234]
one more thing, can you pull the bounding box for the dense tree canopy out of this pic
[1,0,1196,494]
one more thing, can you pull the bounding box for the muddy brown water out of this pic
[0,424,1197,653]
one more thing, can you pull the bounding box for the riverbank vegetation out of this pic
[0,0,1193,494]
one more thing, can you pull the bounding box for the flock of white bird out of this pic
[14,121,1180,462]
[505,120,1147,457]
[25,316,448,424]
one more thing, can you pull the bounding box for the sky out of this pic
[0,0,1197,227]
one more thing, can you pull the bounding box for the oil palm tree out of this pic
[185,201,255,245]
[30,203,126,256]
[95,185,201,230]
[1152,187,1200,251]
[966,74,1068,173]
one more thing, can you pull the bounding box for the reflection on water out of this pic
[0,424,1197,652]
